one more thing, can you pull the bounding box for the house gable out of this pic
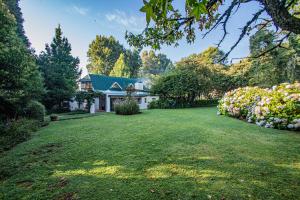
[110,82,123,91]
[86,74,137,91]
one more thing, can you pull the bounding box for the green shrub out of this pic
[148,99,219,109]
[50,114,59,121]
[193,99,219,107]
[218,82,300,130]
[0,119,40,152]
[25,101,45,122]
[114,98,140,115]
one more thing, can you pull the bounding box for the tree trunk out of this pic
[259,0,300,34]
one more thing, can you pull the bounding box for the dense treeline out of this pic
[0,0,44,150]
[87,35,173,78]
[0,0,80,151]
[0,0,44,121]
[151,29,300,108]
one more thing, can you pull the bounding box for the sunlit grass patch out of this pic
[1,107,300,199]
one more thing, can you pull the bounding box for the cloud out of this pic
[105,10,145,32]
[72,5,89,16]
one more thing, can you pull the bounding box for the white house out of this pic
[69,74,159,113]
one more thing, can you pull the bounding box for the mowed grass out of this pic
[0,108,300,200]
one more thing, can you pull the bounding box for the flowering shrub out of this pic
[218,82,300,131]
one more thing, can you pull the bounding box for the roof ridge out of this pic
[89,73,137,80]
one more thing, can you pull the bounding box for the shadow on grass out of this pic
[2,142,299,200]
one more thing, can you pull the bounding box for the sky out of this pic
[20,0,263,76]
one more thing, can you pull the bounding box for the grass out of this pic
[0,107,299,200]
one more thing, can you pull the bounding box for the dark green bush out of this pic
[193,99,219,107]
[0,119,39,152]
[66,110,89,115]
[50,114,59,121]
[25,101,45,122]
[114,98,140,115]
[148,99,219,109]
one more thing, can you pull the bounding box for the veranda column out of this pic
[106,94,111,112]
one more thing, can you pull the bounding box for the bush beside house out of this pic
[114,98,140,115]
[24,100,45,122]
[148,99,219,109]
[218,82,300,131]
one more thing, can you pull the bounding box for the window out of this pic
[137,98,142,104]
[152,98,156,101]
[144,98,147,103]
[81,82,92,90]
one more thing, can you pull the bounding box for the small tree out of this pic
[75,91,103,111]
[152,69,206,106]
[74,91,86,109]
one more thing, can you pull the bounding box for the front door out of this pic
[99,95,106,111]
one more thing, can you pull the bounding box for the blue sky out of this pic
[20,0,263,75]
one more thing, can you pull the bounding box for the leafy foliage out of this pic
[0,118,39,152]
[148,99,218,109]
[140,50,174,76]
[0,0,44,120]
[126,0,300,60]
[38,25,80,111]
[152,68,206,105]
[75,90,103,111]
[87,35,124,75]
[125,49,142,78]
[110,53,130,77]
[3,0,30,47]
[87,35,142,78]
[24,100,45,122]
[175,47,229,97]
[114,97,140,115]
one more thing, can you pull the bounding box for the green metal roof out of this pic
[88,74,138,91]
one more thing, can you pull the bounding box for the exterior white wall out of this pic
[69,99,78,111]
[138,96,159,110]
[138,97,148,109]
[70,84,159,113]
[105,94,111,112]
[146,96,159,103]
[90,103,95,114]
[135,82,143,90]
[94,97,99,112]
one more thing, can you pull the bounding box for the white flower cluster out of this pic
[218,82,300,131]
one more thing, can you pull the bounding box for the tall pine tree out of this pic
[39,25,80,110]
[109,53,129,78]
[4,0,30,47]
[0,0,44,119]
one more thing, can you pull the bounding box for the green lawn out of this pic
[1,108,300,200]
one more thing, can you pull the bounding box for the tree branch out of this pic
[259,0,300,34]
[220,8,265,62]
[230,32,291,62]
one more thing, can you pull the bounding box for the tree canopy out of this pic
[141,50,174,76]
[0,0,43,119]
[3,0,30,47]
[110,53,130,77]
[126,0,300,60]
[38,25,80,110]
[87,35,124,75]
